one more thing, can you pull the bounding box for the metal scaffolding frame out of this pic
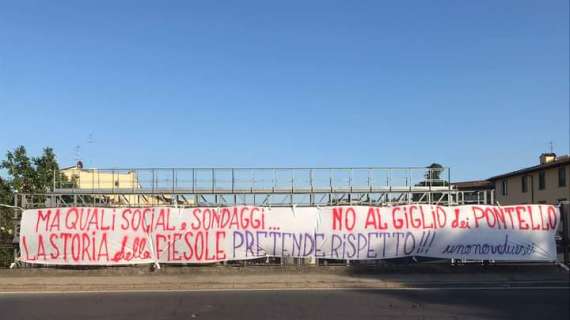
[13,166,494,209]
[8,166,495,268]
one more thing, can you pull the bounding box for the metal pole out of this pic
[77,169,81,193]
[172,168,176,194]
[251,169,254,193]
[310,169,314,193]
[291,169,295,193]
[561,203,569,265]
[428,168,432,204]
[192,168,196,194]
[273,169,276,193]
[212,168,215,193]
[448,168,451,205]
[232,169,235,193]
[349,168,353,193]
[12,196,20,266]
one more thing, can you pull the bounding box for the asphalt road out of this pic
[1,288,569,320]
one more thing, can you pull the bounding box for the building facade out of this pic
[489,154,570,205]
[59,162,193,206]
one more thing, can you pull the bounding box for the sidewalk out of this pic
[1,264,568,292]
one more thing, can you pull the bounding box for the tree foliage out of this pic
[0,177,11,205]
[1,146,60,194]
[0,177,13,243]
[0,146,61,243]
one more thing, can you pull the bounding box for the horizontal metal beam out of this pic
[52,186,453,195]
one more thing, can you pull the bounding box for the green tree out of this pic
[0,146,62,242]
[1,146,60,194]
[0,175,15,268]
[0,177,11,206]
[1,146,35,194]
[0,177,13,241]
[32,147,59,192]
[0,146,62,266]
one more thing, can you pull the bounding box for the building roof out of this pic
[452,180,493,190]
[61,160,84,171]
[60,166,81,171]
[488,155,570,181]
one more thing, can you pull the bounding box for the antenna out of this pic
[549,141,554,153]
[84,132,95,168]
[73,145,81,163]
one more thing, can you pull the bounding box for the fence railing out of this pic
[54,167,451,194]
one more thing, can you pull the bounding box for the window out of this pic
[521,176,528,193]
[501,179,508,195]
[538,171,545,190]
[559,167,566,187]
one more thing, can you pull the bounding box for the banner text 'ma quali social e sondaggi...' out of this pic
[18,204,559,265]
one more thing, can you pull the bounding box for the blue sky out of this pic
[0,0,568,181]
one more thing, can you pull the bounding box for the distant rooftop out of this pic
[452,180,493,190]
[488,153,570,181]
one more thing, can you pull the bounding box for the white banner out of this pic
[18,205,560,265]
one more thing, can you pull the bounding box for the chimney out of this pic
[539,153,556,165]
